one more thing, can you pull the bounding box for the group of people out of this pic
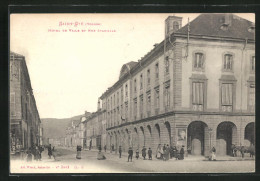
[156,144,185,161]
[231,144,255,158]
[26,144,44,162]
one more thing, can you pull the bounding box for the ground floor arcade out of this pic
[106,114,255,157]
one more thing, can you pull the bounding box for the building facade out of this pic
[98,14,255,156]
[10,52,42,154]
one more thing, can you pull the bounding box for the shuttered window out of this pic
[221,83,233,105]
[249,84,255,111]
[221,83,233,112]
[224,54,233,71]
[192,82,204,105]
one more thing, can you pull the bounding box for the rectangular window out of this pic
[125,102,128,121]
[192,82,204,111]
[147,92,151,116]
[165,56,169,74]
[121,88,123,102]
[155,63,159,79]
[10,92,15,116]
[251,56,255,72]
[134,98,137,120]
[155,88,160,114]
[194,53,204,69]
[224,54,233,71]
[248,84,255,111]
[140,95,143,119]
[221,83,233,112]
[125,84,128,98]
[147,69,150,85]
[134,79,137,92]
[140,74,143,90]
[164,85,170,109]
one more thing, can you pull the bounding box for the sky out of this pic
[10,13,255,119]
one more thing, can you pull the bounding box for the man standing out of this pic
[104,145,107,152]
[180,145,185,160]
[119,146,122,158]
[142,146,147,160]
[48,144,52,159]
[148,148,152,160]
[128,147,133,162]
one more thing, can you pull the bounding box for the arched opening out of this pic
[154,124,161,148]
[187,121,208,155]
[245,122,255,146]
[133,127,139,150]
[165,122,171,145]
[140,126,145,147]
[217,121,237,156]
[146,125,152,148]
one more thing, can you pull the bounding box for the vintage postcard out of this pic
[9,13,255,173]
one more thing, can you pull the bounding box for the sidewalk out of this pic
[83,149,255,162]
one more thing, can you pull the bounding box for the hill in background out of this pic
[41,114,86,139]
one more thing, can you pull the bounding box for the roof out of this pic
[119,61,138,79]
[176,13,255,40]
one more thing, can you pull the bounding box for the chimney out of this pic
[165,16,183,37]
[224,13,232,26]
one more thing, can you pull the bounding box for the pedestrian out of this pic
[156,144,161,159]
[48,144,52,159]
[234,146,237,157]
[179,145,185,160]
[98,145,102,152]
[52,146,57,161]
[35,146,40,161]
[128,147,133,162]
[142,146,147,160]
[119,146,122,158]
[39,145,44,161]
[163,144,166,151]
[26,148,33,162]
[241,146,245,158]
[136,149,139,159]
[148,148,152,160]
[172,146,177,159]
[211,146,216,161]
[76,145,82,159]
[165,144,170,161]
[89,139,92,150]
[104,145,107,152]
[170,145,174,159]
[97,150,106,160]
[112,144,114,152]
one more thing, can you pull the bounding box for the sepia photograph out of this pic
[9,13,255,173]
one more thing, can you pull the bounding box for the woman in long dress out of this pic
[76,145,82,159]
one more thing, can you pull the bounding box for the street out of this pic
[10,147,255,173]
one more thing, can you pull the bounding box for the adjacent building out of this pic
[10,52,42,154]
[98,14,255,156]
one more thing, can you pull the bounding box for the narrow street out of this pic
[10,147,255,173]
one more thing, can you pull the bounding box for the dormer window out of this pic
[223,54,233,71]
[193,52,204,71]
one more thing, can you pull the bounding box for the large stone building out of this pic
[98,14,255,156]
[10,52,42,154]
